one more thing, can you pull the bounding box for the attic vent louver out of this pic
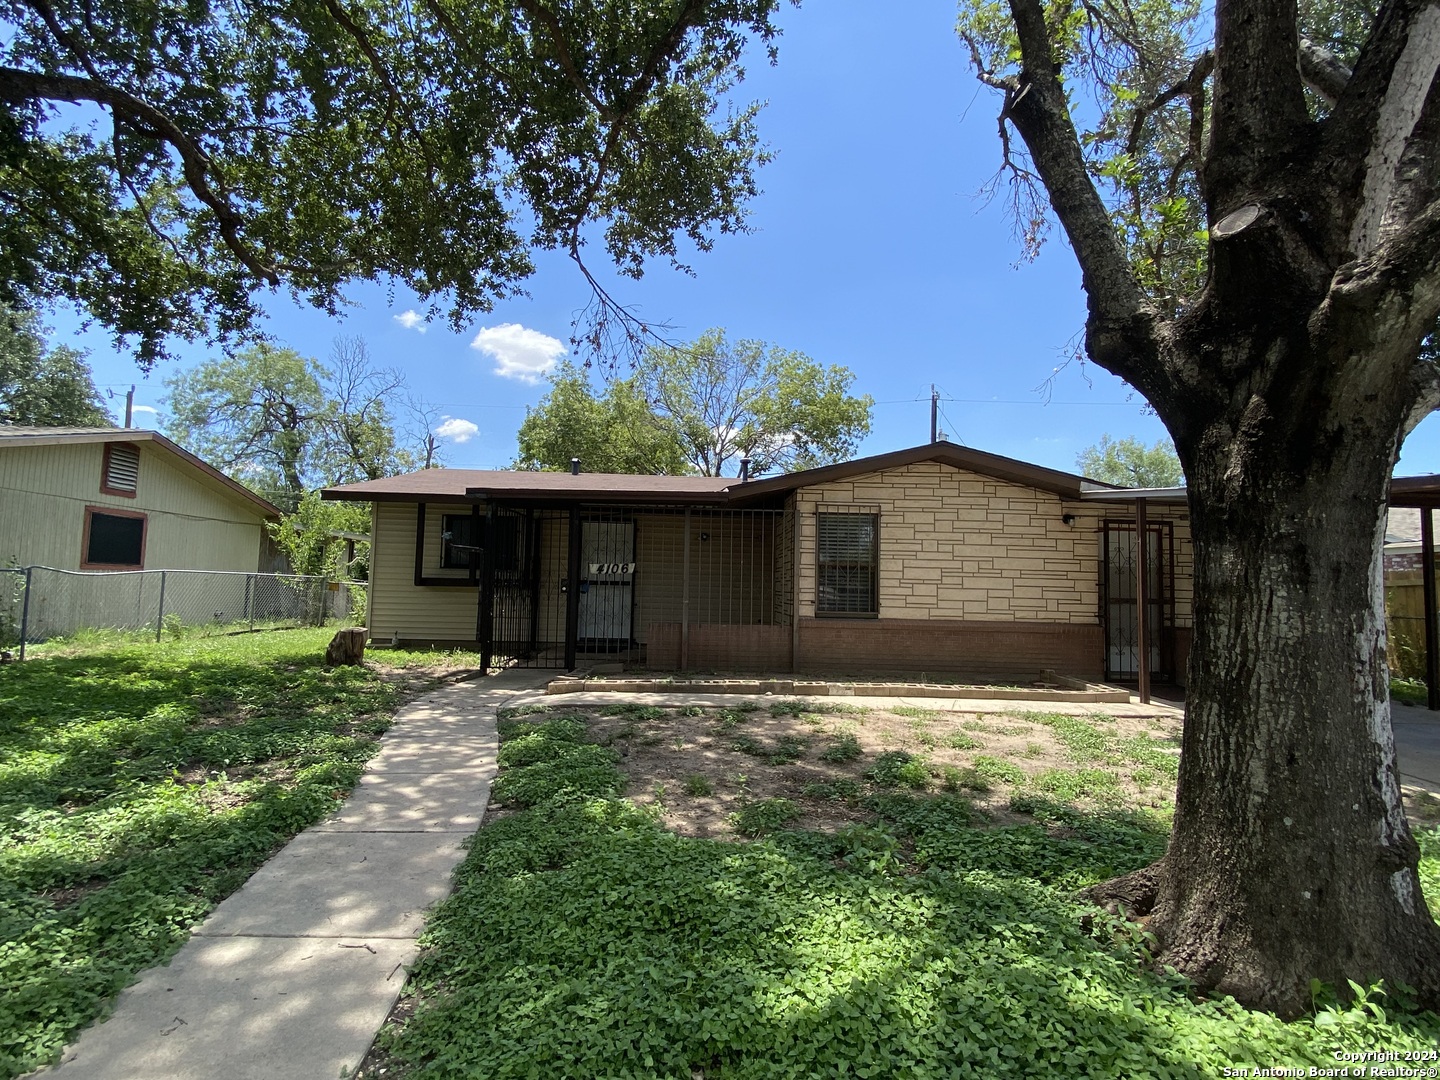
[104,444,140,493]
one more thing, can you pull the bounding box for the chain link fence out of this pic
[0,567,365,658]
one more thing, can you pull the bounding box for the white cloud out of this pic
[470,323,566,384]
[435,417,479,444]
[393,309,427,333]
[129,404,158,415]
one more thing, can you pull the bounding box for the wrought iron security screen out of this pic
[1102,520,1174,681]
[816,507,879,616]
[479,504,790,670]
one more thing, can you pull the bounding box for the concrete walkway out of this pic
[1393,701,1440,793]
[42,668,552,1080]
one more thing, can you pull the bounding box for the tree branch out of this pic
[1325,195,1440,366]
[0,66,280,285]
[1125,51,1213,159]
[990,0,1163,389]
[1297,35,1353,107]
[1325,0,1440,257]
[515,0,616,120]
[1205,0,1311,205]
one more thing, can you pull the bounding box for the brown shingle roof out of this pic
[324,469,733,504]
[321,442,1111,505]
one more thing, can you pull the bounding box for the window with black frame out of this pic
[440,514,478,569]
[441,513,523,574]
[816,510,878,616]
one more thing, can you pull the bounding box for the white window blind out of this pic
[816,509,878,615]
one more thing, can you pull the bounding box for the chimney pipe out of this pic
[570,457,580,475]
[740,457,751,482]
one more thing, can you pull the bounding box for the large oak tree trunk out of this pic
[1099,404,1440,1016]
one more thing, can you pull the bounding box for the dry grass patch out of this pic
[528,700,1184,839]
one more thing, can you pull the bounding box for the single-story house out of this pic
[322,441,1194,686]
[0,426,287,640]
[0,426,282,571]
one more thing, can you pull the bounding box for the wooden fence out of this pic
[1386,568,1431,680]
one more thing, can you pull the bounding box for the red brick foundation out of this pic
[645,623,793,671]
[796,618,1103,682]
[645,618,1104,681]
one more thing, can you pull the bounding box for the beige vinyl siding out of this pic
[0,441,269,571]
[368,502,479,642]
[794,461,1193,626]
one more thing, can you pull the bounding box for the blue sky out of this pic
[45,0,1440,478]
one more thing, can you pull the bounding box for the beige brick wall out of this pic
[793,461,1193,627]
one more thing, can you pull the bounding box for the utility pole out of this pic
[124,386,134,429]
[930,385,938,443]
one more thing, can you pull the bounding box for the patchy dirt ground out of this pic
[484,699,1189,837]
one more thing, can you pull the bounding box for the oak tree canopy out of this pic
[0,0,785,366]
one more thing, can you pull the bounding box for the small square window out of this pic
[816,511,878,616]
[83,508,146,568]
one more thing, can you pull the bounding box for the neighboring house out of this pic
[0,426,281,571]
[1385,507,1423,571]
[323,441,1194,685]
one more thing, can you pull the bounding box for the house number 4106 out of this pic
[589,562,635,575]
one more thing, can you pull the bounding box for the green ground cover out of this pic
[0,629,469,1078]
[367,706,1440,1079]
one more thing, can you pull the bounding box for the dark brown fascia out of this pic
[729,441,1100,501]
[1389,474,1440,508]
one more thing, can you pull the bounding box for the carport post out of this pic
[681,509,691,670]
[1136,499,1151,705]
[564,506,581,672]
[1421,507,1438,711]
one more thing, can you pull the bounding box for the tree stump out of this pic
[324,627,367,667]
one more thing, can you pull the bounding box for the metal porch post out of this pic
[791,502,802,672]
[479,503,496,671]
[1422,507,1438,710]
[564,506,582,671]
[681,509,691,669]
[1136,500,1151,705]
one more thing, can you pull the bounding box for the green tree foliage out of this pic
[516,332,874,477]
[637,329,873,476]
[515,362,691,475]
[163,340,415,510]
[1076,435,1183,487]
[0,1,784,367]
[270,491,370,580]
[0,307,112,427]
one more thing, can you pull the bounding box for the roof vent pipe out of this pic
[740,458,751,482]
[570,457,580,475]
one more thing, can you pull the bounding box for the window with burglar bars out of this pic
[816,508,878,616]
[444,513,524,574]
[440,514,477,569]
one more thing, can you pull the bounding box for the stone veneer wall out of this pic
[792,461,1193,629]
